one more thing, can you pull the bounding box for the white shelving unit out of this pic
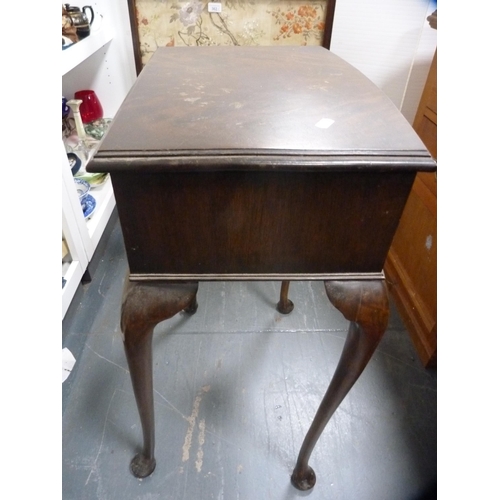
[62,0,136,319]
[62,19,113,77]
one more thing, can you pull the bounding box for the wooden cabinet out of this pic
[413,50,437,159]
[384,50,437,368]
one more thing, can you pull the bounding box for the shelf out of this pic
[62,0,137,319]
[62,260,85,317]
[85,175,116,248]
[62,18,113,76]
[62,159,89,319]
[62,239,69,260]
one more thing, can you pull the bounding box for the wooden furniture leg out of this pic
[183,292,199,314]
[277,280,294,314]
[291,280,389,490]
[121,279,199,478]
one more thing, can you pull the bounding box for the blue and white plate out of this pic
[82,194,96,219]
[74,177,90,199]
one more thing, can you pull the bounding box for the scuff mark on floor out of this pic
[85,343,129,374]
[182,385,211,462]
[195,419,206,472]
[84,389,116,488]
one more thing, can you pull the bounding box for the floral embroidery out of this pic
[271,5,325,43]
[179,1,204,27]
[297,5,317,18]
[135,1,327,65]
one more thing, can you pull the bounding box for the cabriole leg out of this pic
[277,280,294,314]
[121,279,199,478]
[291,280,389,490]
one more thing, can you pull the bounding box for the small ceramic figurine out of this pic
[66,100,87,140]
[66,99,92,159]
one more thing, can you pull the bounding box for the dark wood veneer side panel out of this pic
[111,171,415,276]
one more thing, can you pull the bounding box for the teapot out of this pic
[63,4,94,39]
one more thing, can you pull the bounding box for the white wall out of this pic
[329,0,437,124]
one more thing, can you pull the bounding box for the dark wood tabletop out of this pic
[89,46,435,172]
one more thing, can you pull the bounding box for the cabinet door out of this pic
[384,50,437,368]
[413,51,437,159]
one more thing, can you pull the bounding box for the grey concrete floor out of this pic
[62,213,437,500]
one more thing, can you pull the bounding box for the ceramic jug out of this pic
[63,4,94,39]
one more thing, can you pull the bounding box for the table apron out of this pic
[111,170,416,276]
[128,272,385,282]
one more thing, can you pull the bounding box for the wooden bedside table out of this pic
[88,46,436,490]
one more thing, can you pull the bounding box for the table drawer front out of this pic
[112,171,415,278]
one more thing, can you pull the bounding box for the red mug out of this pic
[74,90,103,123]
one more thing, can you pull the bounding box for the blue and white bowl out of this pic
[74,178,91,211]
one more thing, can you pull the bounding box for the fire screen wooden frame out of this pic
[126,0,337,74]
